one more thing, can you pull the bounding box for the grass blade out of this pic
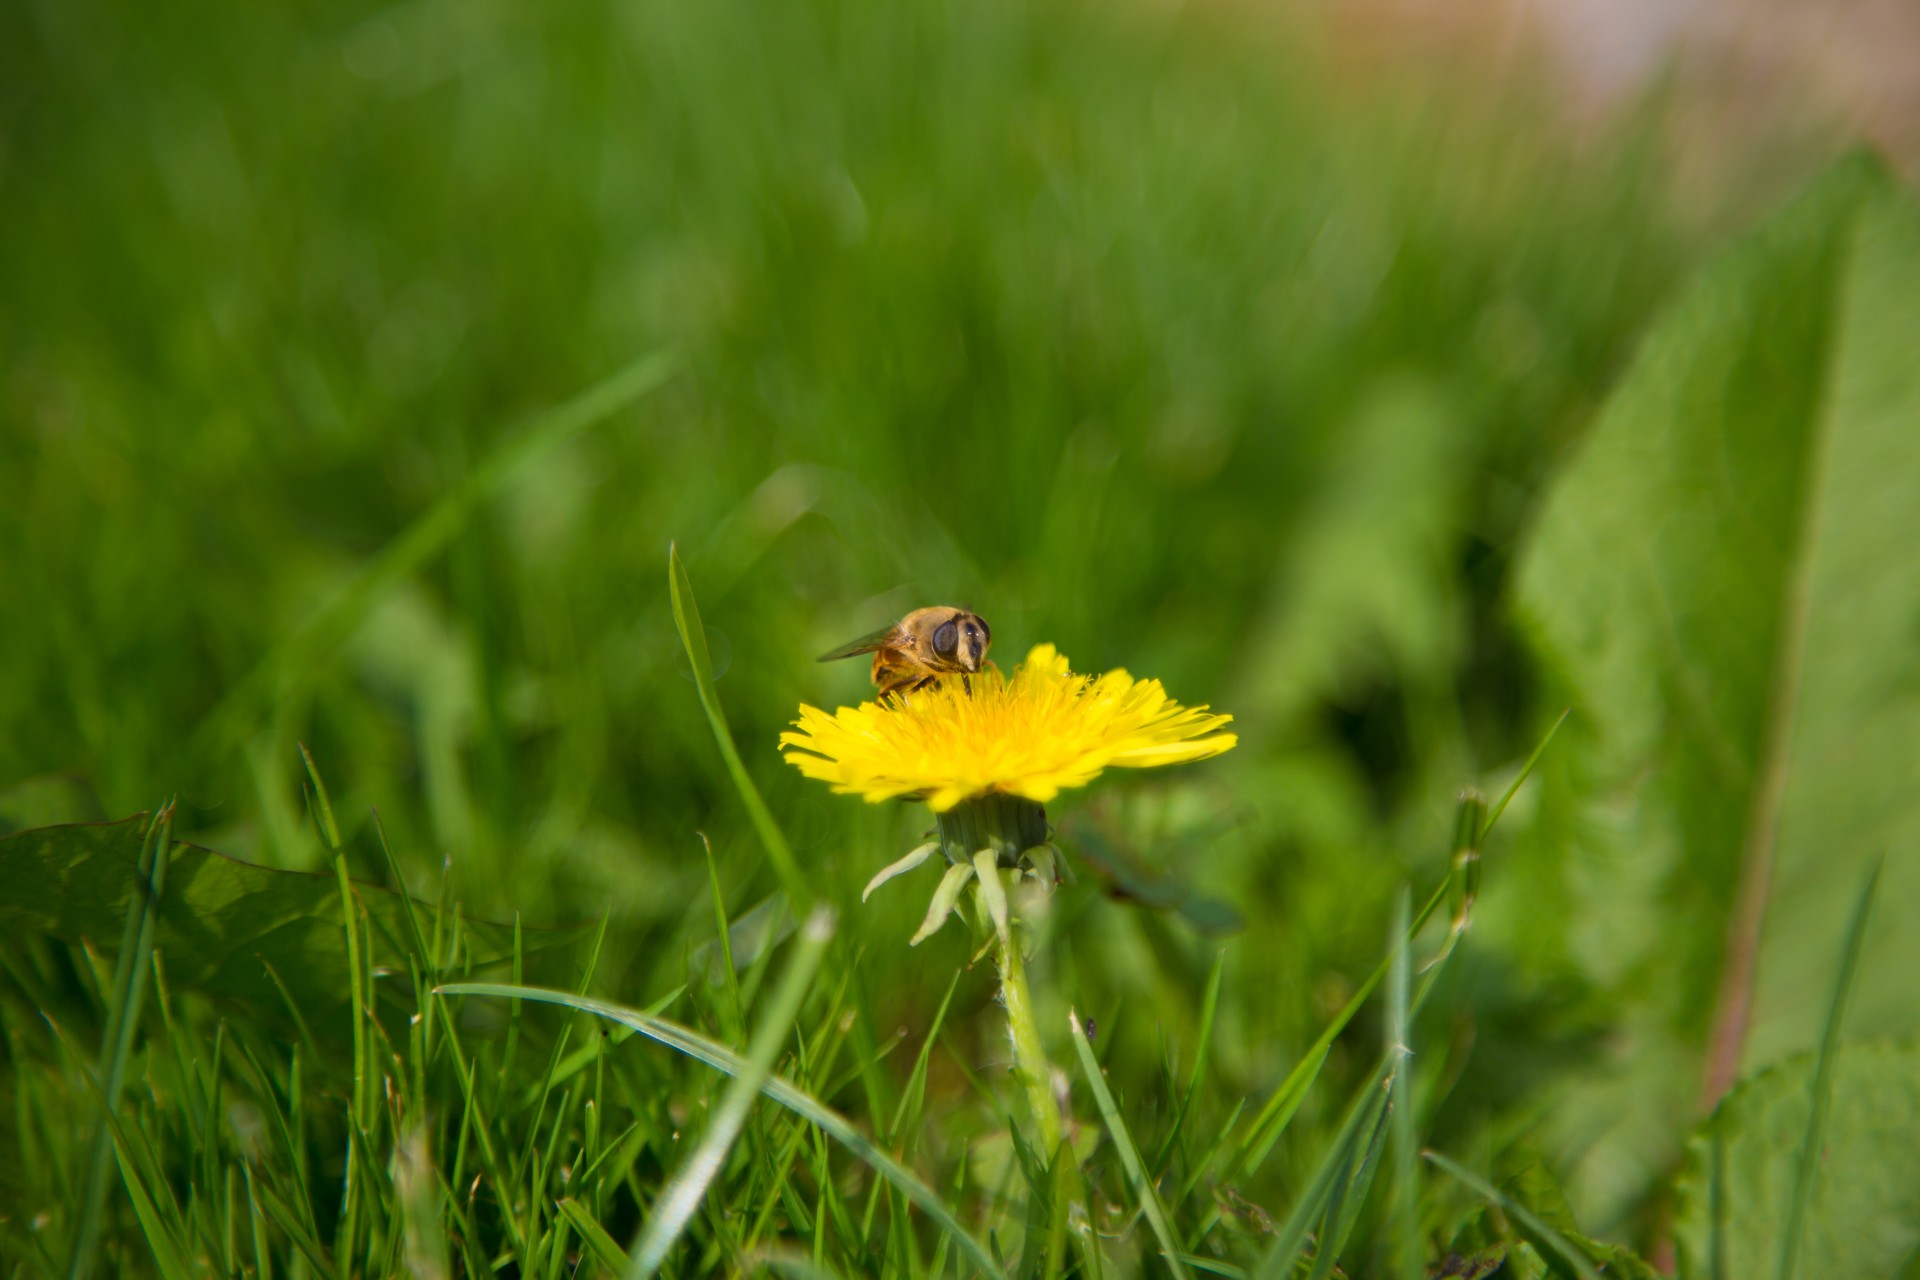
[1327,1104,1397,1273]
[109,1140,193,1280]
[703,832,746,1038]
[1067,1009,1195,1280]
[1231,776,1512,1192]
[393,1125,451,1280]
[438,980,1004,1280]
[1423,1150,1602,1280]
[1481,707,1569,836]
[1775,854,1883,1280]
[1149,949,1225,1186]
[1249,1060,1394,1280]
[1304,1119,1365,1280]
[558,1198,633,1274]
[1387,886,1420,1280]
[629,905,836,1277]
[67,801,172,1280]
[1227,874,1446,1183]
[669,541,808,908]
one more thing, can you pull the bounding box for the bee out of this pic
[817,606,993,700]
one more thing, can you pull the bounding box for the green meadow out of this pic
[6,0,1920,1275]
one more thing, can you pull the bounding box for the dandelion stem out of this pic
[996,919,1062,1153]
[945,797,1064,1152]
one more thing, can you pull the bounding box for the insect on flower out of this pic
[783,643,1235,813]
[816,606,993,700]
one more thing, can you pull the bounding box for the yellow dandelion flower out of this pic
[779,643,1237,813]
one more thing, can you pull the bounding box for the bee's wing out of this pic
[816,625,898,663]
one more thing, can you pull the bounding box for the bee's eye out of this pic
[932,620,959,659]
[977,618,991,646]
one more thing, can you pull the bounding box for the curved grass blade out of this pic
[669,541,808,907]
[1423,1150,1602,1280]
[629,905,836,1277]
[1775,854,1883,1280]
[1068,1009,1195,1280]
[437,981,1003,1279]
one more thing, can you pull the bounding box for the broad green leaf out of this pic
[1673,1041,1920,1280]
[1511,155,1920,1215]
[0,815,589,1022]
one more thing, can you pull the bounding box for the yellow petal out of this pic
[780,645,1237,808]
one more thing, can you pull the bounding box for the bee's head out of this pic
[932,610,992,673]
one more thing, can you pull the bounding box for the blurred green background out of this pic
[7,0,1914,1270]
[2,0,1699,903]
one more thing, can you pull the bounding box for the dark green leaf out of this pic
[0,816,590,1024]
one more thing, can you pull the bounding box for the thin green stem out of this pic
[997,925,1061,1154]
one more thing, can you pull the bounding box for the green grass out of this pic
[4,0,1914,1274]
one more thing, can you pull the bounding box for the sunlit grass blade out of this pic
[1068,1008,1195,1280]
[669,540,808,907]
[438,980,1005,1280]
[1387,885,1420,1280]
[1423,1150,1603,1280]
[67,801,172,1280]
[1481,707,1569,836]
[1775,854,1883,1280]
[629,904,835,1277]
[393,1124,451,1280]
